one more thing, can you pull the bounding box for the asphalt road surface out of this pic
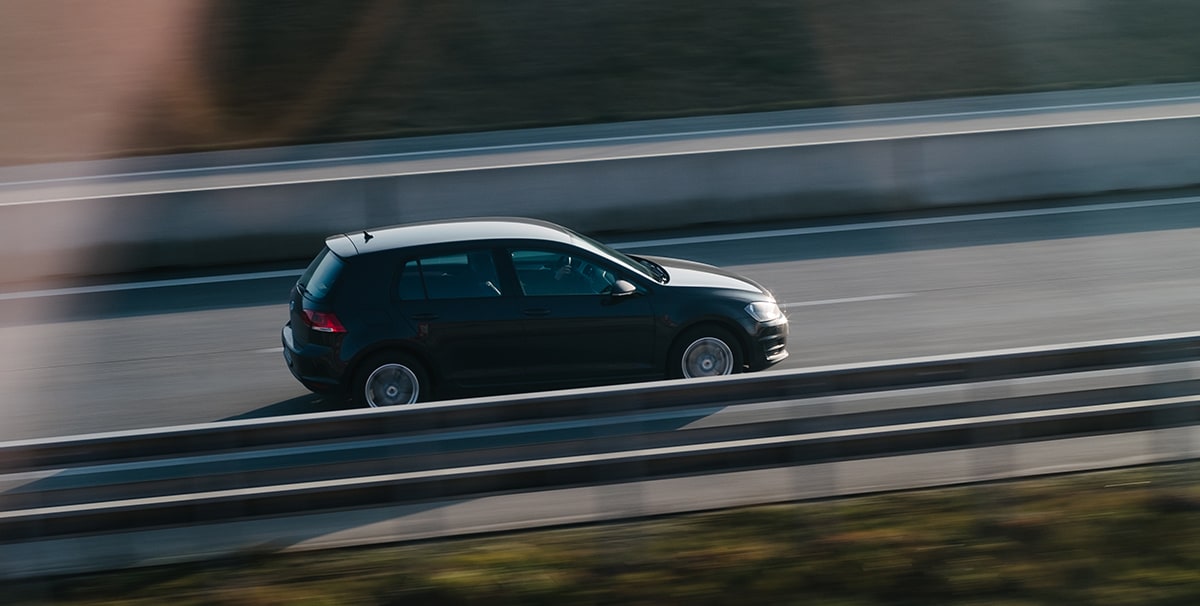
[1,191,1197,441]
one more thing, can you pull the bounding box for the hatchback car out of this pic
[283,218,788,406]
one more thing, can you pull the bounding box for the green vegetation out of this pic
[5,1,1200,163]
[11,463,1199,604]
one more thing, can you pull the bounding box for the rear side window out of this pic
[398,260,426,300]
[298,247,345,300]
[398,250,503,300]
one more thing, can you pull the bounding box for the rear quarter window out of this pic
[298,247,345,300]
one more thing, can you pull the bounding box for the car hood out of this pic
[642,255,771,297]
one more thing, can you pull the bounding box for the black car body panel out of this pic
[282,218,788,403]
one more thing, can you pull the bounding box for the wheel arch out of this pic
[345,341,435,387]
[664,318,751,375]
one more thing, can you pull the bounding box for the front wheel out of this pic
[669,327,743,379]
[352,353,429,407]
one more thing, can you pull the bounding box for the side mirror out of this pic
[610,279,637,297]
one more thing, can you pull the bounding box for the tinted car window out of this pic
[565,229,660,283]
[402,250,503,300]
[398,260,426,300]
[298,247,344,300]
[510,249,619,296]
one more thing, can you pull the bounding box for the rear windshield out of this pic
[297,247,344,300]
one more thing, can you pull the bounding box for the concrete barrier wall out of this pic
[3,116,1200,283]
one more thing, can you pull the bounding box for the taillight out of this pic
[302,310,347,333]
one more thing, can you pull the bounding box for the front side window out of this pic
[398,250,503,300]
[509,249,619,296]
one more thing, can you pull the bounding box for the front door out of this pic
[506,248,657,387]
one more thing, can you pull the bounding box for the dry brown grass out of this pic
[10,463,1199,605]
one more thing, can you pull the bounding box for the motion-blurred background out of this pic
[3,2,1200,603]
[5,0,1200,165]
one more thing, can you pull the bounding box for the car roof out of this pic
[326,217,578,257]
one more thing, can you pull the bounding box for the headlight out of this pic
[745,301,783,323]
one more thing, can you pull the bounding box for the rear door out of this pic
[391,247,527,391]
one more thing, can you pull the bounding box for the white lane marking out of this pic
[254,347,285,354]
[613,195,1200,248]
[6,92,1200,189]
[0,193,1196,301]
[783,294,914,307]
[0,269,303,301]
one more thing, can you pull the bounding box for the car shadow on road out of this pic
[221,393,355,421]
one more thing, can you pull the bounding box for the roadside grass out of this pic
[11,462,1199,605]
[5,1,1200,163]
[128,0,1200,150]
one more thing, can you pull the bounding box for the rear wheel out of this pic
[352,353,429,407]
[669,326,743,379]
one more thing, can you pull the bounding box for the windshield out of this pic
[567,230,664,283]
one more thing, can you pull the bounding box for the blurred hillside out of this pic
[3,0,1200,165]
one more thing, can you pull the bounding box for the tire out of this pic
[669,326,743,379]
[351,353,429,407]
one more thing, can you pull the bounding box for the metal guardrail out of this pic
[3,332,1198,472]
[0,333,1197,546]
[0,386,1196,543]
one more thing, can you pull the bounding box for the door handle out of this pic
[522,308,551,317]
[409,313,439,321]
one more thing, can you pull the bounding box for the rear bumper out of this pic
[282,323,343,393]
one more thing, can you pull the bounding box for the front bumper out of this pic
[748,317,789,370]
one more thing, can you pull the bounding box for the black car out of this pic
[283,218,788,406]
